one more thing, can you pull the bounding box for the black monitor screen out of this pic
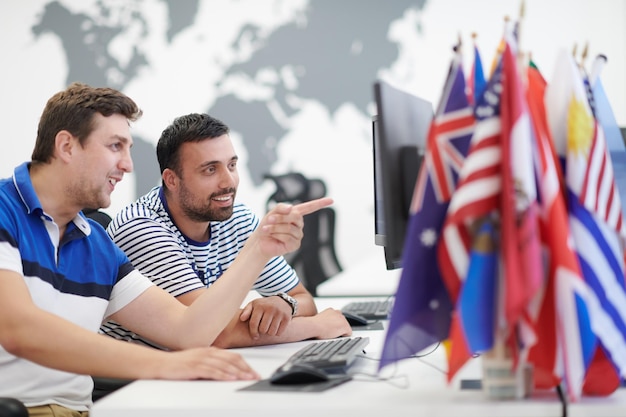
[373,79,433,270]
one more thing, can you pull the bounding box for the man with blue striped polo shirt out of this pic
[101,113,351,349]
[0,84,337,416]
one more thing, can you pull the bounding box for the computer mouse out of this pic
[269,363,330,385]
[342,311,369,327]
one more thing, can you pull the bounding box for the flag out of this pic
[499,41,543,353]
[457,219,498,352]
[467,39,487,106]
[525,57,594,398]
[589,55,625,152]
[589,54,626,223]
[545,48,626,400]
[577,53,626,396]
[577,65,625,237]
[437,53,504,382]
[378,46,474,371]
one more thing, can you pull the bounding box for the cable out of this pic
[348,353,409,388]
[556,384,568,417]
[409,341,441,358]
[351,341,447,389]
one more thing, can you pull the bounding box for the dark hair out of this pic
[31,82,143,163]
[156,113,230,176]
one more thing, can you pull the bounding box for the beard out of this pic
[178,182,236,222]
[68,176,110,211]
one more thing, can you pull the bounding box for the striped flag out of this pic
[590,54,626,226]
[525,57,594,399]
[545,48,626,399]
[437,52,504,381]
[589,55,626,153]
[439,36,544,382]
[378,46,474,371]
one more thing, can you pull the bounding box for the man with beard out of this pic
[0,85,339,415]
[101,113,351,349]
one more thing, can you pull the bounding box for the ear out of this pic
[162,168,179,190]
[55,130,77,163]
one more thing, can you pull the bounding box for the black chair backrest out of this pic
[0,397,28,417]
[264,172,342,295]
[82,209,113,229]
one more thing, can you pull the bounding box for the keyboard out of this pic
[277,336,370,372]
[341,299,394,320]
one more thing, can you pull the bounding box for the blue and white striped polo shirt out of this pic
[0,162,153,410]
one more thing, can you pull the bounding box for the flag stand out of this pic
[481,339,533,399]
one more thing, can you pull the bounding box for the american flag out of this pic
[438,58,503,304]
[436,52,504,381]
[589,55,626,153]
[378,47,474,371]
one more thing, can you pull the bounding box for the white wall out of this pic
[0,0,624,275]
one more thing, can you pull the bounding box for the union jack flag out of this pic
[414,95,475,210]
[379,46,474,371]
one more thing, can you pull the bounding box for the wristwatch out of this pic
[276,292,298,316]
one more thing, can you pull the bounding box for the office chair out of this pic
[81,209,135,402]
[264,173,343,295]
[81,208,115,229]
[0,398,28,417]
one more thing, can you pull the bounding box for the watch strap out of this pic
[276,292,297,316]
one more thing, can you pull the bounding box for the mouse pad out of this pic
[238,374,352,392]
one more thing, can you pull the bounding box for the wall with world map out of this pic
[1,0,624,272]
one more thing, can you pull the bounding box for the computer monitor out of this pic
[372,79,434,270]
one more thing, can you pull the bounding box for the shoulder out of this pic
[0,178,32,235]
[0,176,22,212]
[109,188,164,231]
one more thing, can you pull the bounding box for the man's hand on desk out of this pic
[239,285,318,340]
[239,295,295,339]
[310,308,353,339]
[215,307,352,348]
[240,305,352,340]
[157,347,260,381]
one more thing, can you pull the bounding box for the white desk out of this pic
[89,297,625,417]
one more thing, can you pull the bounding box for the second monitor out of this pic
[373,79,434,270]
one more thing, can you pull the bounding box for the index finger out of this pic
[293,197,334,216]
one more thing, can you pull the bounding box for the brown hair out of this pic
[31,82,143,163]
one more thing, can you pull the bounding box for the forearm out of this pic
[3,309,171,379]
[293,294,317,316]
[212,315,325,349]
[284,283,317,316]
[176,243,270,348]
